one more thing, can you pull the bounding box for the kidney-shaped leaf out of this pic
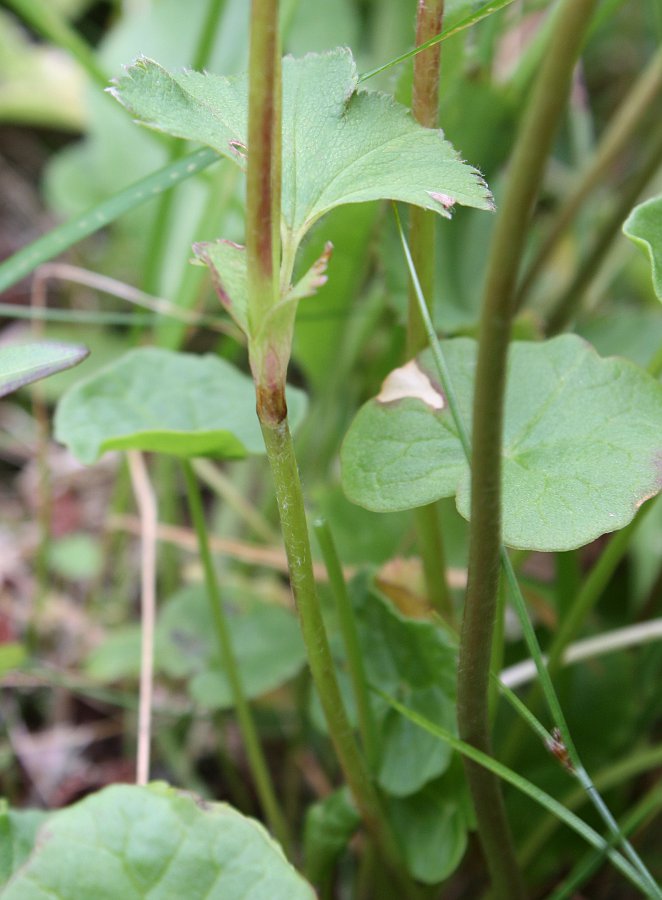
[1,782,314,900]
[0,341,88,398]
[341,335,662,551]
[623,194,662,300]
[111,49,493,244]
[54,347,306,464]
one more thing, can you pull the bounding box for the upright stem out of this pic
[457,2,598,897]
[247,0,281,328]
[260,421,399,862]
[407,0,444,355]
[245,1,405,876]
[182,461,291,851]
[407,0,453,621]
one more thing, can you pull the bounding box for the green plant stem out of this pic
[516,44,662,308]
[398,203,662,898]
[407,0,454,624]
[547,116,662,334]
[414,504,453,620]
[358,0,518,84]
[259,420,398,859]
[407,0,444,357]
[246,0,281,329]
[0,148,218,296]
[313,519,379,771]
[181,460,291,851]
[394,125,662,897]
[245,4,408,882]
[458,2,599,894]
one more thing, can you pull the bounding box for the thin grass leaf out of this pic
[0,148,218,295]
[377,691,653,897]
[358,0,520,83]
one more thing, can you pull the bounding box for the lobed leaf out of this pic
[341,335,662,551]
[1,783,314,899]
[112,49,493,244]
[623,195,662,301]
[54,347,307,464]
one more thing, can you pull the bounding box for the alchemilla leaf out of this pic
[341,335,662,552]
[112,49,493,243]
[2,783,315,900]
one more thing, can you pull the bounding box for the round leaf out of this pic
[2,783,314,900]
[54,347,307,463]
[341,336,662,551]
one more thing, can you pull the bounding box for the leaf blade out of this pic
[0,341,89,398]
[341,336,662,551]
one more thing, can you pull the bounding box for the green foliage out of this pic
[303,787,360,884]
[342,335,662,550]
[1,783,315,899]
[0,802,49,885]
[0,341,88,398]
[624,195,662,301]
[54,347,307,463]
[3,1,662,896]
[85,585,307,711]
[157,585,307,710]
[387,769,470,884]
[111,48,493,252]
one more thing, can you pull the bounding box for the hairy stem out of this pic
[260,421,399,857]
[457,2,598,896]
[246,2,408,880]
[407,0,453,621]
[246,0,281,332]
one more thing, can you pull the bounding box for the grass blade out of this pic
[0,148,219,296]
